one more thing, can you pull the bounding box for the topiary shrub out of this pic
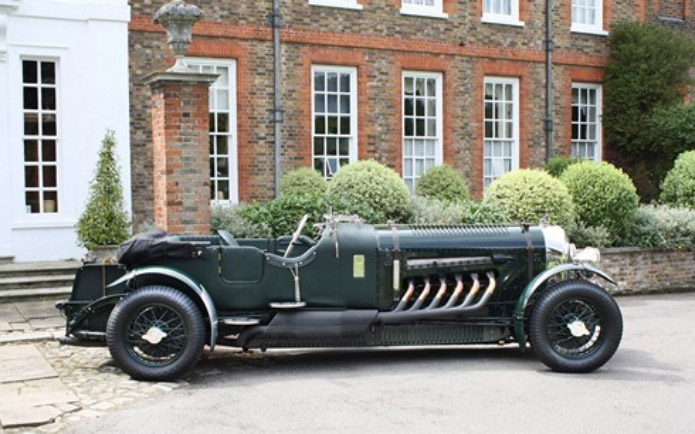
[485,169,575,227]
[76,130,131,250]
[660,151,695,208]
[415,165,469,203]
[545,156,584,177]
[560,161,639,237]
[327,160,411,223]
[279,167,327,197]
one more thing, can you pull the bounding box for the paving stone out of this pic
[0,406,61,429]
[28,318,65,330]
[13,301,61,321]
[9,322,29,331]
[0,321,12,332]
[0,305,23,323]
[0,331,55,345]
[0,344,57,383]
[0,379,77,408]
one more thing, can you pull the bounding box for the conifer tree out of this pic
[76,130,131,249]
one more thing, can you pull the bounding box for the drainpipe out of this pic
[544,0,554,162]
[270,0,284,196]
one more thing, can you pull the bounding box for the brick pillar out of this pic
[147,71,217,234]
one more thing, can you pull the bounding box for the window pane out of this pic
[41,88,56,110]
[23,61,38,84]
[217,135,228,155]
[25,192,40,213]
[314,72,325,91]
[25,166,39,188]
[327,116,338,135]
[23,87,38,110]
[340,116,351,135]
[340,74,350,93]
[327,73,338,92]
[43,166,57,188]
[315,116,325,134]
[42,140,56,162]
[24,113,39,135]
[217,114,229,133]
[217,181,229,200]
[314,137,324,155]
[315,94,325,113]
[41,62,56,84]
[217,158,229,177]
[327,95,338,113]
[42,114,57,136]
[24,140,39,161]
[327,137,337,155]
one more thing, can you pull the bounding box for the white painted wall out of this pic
[0,0,131,262]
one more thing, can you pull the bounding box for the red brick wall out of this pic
[127,0,650,227]
[600,248,695,294]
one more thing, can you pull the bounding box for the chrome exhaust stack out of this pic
[427,277,449,310]
[379,271,497,324]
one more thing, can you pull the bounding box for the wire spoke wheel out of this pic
[529,280,622,373]
[546,299,603,358]
[107,286,206,381]
[124,304,188,367]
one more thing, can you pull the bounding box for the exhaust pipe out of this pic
[427,277,448,310]
[442,274,465,309]
[393,280,415,312]
[409,278,431,311]
[378,271,497,324]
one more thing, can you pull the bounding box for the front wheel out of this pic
[106,286,206,381]
[529,280,622,373]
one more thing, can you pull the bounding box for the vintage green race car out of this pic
[57,215,623,380]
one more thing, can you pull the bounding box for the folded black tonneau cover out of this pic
[117,230,202,268]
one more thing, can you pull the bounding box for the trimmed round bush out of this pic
[660,151,695,208]
[485,169,575,227]
[415,165,469,203]
[279,167,327,197]
[560,161,639,237]
[327,160,411,223]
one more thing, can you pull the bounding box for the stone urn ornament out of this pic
[153,0,204,72]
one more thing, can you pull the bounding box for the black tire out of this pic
[106,286,206,381]
[529,280,622,373]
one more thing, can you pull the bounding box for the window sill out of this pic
[11,219,76,230]
[571,25,609,36]
[308,0,363,10]
[400,8,449,20]
[481,15,525,27]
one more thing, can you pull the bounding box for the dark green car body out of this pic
[58,220,622,378]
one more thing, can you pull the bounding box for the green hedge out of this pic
[560,161,639,237]
[415,165,469,203]
[327,160,411,223]
[660,151,695,208]
[545,156,584,177]
[279,167,327,197]
[485,169,575,227]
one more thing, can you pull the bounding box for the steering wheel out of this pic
[217,229,237,246]
[284,214,310,258]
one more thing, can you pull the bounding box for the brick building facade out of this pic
[128,0,694,228]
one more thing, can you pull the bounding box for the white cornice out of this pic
[0,0,20,13]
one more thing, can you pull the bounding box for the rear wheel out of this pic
[529,280,622,373]
[106,286,205,381]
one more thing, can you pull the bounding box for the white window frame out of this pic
[571,83,602,162]
[187,58,239,204]
[308,0,363,10]
[311,65,359,179]
[483,76,520,189]
[402,71,444,193]
[400,0,449,19]
[571,0,607,35]
[482,0,524,27]
[20,57,60,215]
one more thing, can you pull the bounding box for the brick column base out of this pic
[147,71,217,234]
